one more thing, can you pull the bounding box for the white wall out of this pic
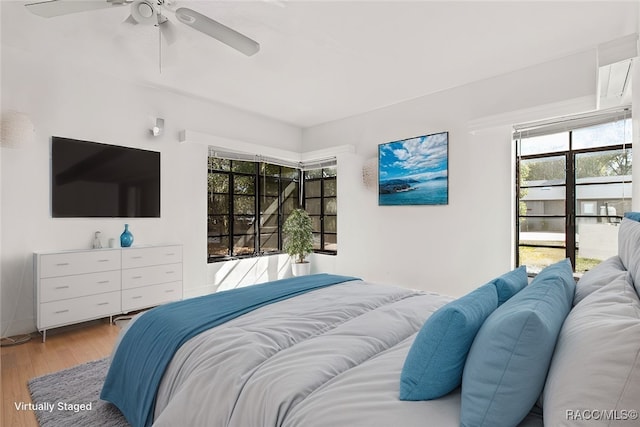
[3,33,636,336]
[0,46,301,336]
[303,50,600,297]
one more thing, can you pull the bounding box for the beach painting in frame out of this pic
[378,131,449,206]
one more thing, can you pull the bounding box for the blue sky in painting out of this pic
[378,132,448,182]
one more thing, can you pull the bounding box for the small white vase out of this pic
[291,262,311,276]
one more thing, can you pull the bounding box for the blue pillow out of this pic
[624,212,640,222]
[460,259,575,427]
[399,284,498,401]
[493,265,528,305]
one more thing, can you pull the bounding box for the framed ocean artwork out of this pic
[378,131,449,206]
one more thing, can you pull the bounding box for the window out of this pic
[515,111,632,274]
[304,167,338,254]
[259,163,300,254]
[207,153,337,262]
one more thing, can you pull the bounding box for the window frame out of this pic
[257,163,300,255]
[303,167,338,255]
[207,156,337,262]
[515,114,632,273]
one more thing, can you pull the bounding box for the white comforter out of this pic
[145,280,543,427]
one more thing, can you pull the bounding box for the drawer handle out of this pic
[132,256,143,259]
[165,253,175,256]
[165,289,175,293]
[132,296,143,299]
[132,276,143,279]
[55,309,69,314]
[97,302,109,306]
[165,271,175,274]
[97,259,110,263]
[55,262,70,267]
[55,285,70,290]
[97,280,110,284]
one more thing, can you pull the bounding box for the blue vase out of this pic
[120,224,134,247]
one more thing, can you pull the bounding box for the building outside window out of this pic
[207,152,337,262]
[515,109,632,274]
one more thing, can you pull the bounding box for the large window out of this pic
[515,111,632,274]
[207,154,337,262]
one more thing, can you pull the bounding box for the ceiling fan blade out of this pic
[175,7,260,56]
[25,0,128,18]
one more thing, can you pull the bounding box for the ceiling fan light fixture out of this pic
[130,0,157,25]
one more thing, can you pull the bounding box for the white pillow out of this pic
[574,255,626,306]
[543,272,640,426]
[618,218,640,297]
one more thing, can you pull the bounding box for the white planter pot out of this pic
[291,262,311,276]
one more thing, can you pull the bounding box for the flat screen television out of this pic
[51,137,160,218]
[378,131,449,206]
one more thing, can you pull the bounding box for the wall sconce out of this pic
[152,118,164,136]
[0,111,34,147]
[362,157,378,190]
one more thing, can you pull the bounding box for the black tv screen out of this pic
[52,137,160,218]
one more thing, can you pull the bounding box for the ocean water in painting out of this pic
[378,132,448,206]
[379,178,448,205]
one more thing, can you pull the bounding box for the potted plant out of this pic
[283,208,314,276]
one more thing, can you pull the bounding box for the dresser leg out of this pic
[42,330,46,343]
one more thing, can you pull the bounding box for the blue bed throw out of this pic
[100,273,358,427]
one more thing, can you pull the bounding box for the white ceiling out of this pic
[2,1,639,128]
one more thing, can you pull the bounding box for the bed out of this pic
[101,217,640,427]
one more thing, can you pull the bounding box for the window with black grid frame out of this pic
[304,167,337,254]
[207,152,336,262]
[514,108,632,274]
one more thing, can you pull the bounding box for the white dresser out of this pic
[121,245,183,312]
[34,244,183,341]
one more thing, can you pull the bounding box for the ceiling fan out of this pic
[24,0,260,57]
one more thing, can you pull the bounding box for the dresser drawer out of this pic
[39,291,121,329]
[121,246,182,269]
[40,270,121,303]
[122,263,182,290]
[39,250,121,278]
[122,281,182,312]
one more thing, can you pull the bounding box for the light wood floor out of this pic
[1,319,121,427]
